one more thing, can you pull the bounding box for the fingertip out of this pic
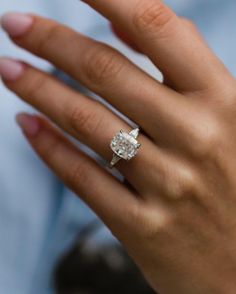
[1,12,33,37]
[0,58,26,82]
[16,113,41,138]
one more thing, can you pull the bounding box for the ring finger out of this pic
[1,60,163,191]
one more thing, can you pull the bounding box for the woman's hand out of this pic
[1,1,236,293]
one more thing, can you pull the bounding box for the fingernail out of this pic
[0,58,25,81]
[1,12,33,37]
[16,113,41,137]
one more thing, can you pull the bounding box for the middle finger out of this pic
[2,14,185,140]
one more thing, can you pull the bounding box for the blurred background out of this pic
[0,0,235,293]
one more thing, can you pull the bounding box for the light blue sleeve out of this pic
[0,2,108,294]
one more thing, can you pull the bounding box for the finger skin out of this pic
[112,17,208,91]
[2,61,206,193]
[3,63,160,190]
[83,0,233,92]
[5,14,183,138]
[17,114,141,233]
[111,17,203,55]
[111,23,141,52]
[6,10,236,294]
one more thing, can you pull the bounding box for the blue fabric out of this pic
[0,2,107,294]
[0,1,235,293]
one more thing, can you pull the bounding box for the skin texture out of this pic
[1,1,236,293]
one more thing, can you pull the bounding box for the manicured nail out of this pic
[16,113,41,137]
[0,58,25,81]
[1,12,33,37]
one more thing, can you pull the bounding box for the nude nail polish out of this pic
[0,58,25,81]
[16,113,40,137]
[1,12,33,37]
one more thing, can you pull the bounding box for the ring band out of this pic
[109,128,141,168]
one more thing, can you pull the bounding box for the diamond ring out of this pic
[109,128,141,168]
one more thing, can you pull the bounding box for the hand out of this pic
[1,2,236,293]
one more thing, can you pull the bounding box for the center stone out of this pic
[110,130,140,160]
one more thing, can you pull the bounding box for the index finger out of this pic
[83,0,232,92]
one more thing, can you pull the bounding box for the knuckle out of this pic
[24,73,47,102]
[168,169,198,201]
[133,1,174,35]
[35,22,63,54]
[83,44,124,86]
[190,122,223,160]
[41,134,60,165]
[66,159,88,189]
[69,103,103,138]
[141,208,174,240]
